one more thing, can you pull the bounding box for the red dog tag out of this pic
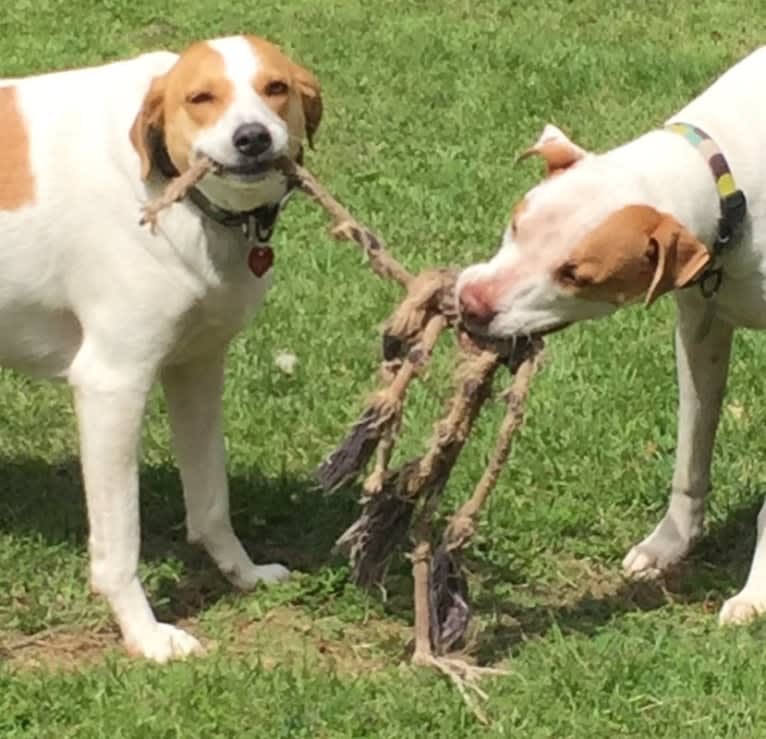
[248,245,274,277]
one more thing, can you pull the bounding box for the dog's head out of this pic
[455,124,710,338]
[130,35,321,207]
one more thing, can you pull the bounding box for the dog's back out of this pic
[0,52,186,378]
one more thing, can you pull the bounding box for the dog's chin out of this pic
[460,316,572,342]
[528,321,572,338]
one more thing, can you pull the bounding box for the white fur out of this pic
[0,37,294,663]
[458,46,766,624]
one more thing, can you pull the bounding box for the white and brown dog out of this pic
[0,36,321,661]
[457,46,766,625]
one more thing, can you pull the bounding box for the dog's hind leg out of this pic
[719,500,766,624]
[623,302,733,578]
[162,350,289,589]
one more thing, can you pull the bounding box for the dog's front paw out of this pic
[193,528,291,590]
[622,531,693,578]
[228,562,291,590]
[253,563,291,584]
[623,499,703,578]
[125,623,204,663]
[719,591,766,625]
[623,544,674,578]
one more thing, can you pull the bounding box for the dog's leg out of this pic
[162,351,289,589]
[719,500,766,624]
[75,382,203,663]
[623,302,733,577]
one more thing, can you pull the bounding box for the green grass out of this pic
[2,0,766,736]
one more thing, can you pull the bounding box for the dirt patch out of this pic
[1,625,121,671]
[528,556,677,608]
[227,606,411,675]
[1,608,412,675]
[1,558,700,674]
[469,553,717,663]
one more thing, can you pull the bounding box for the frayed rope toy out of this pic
[141,157,545,724]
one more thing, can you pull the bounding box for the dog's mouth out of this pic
[217,159,277,182]
[532,321,571,338]
[199,153,289,183]
[459,318,571,345]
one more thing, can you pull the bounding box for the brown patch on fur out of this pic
[129,76,166,179]
[554,205,710,306]
[0,86,35,209]
[509,198,528,235]
[248,36,322,150]
[130,42,233,177]
[518,124,587,177]
[518,141,583,176]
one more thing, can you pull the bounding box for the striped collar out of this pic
[665,122,747,297]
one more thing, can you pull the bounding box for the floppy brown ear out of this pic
[644,215,710,306]
[291,63,322,148]
[517,124,588,176]
[129,75,166,180]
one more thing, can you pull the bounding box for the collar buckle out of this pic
[699,266,723,298]
[245,215,257,242]
[721,189,747,226]
[715,189,747,255]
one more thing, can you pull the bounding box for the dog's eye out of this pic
[264,80,289,96]
[187,91,215,105]
[557,262,583,287]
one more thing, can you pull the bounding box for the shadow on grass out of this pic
[3,453,763,661]
[469,496,762,663]
[0,455,358,621]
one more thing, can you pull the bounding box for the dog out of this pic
[0,35,321,662]
[456,46,766,625]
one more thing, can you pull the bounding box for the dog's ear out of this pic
[291,63,322,148]
[644,214,710,306]
[129,75,166,180]
[518,124,588,176]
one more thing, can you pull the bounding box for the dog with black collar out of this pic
[0,35,320,661]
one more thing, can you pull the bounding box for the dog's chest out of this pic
[714,278,766,330]
[165,225,274,364]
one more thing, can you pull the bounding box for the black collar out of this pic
[150,130,297,241]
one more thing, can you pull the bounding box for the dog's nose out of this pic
[233,123,272,157]
[458,282,497,326]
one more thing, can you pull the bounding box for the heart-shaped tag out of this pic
[248,245,274,277]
